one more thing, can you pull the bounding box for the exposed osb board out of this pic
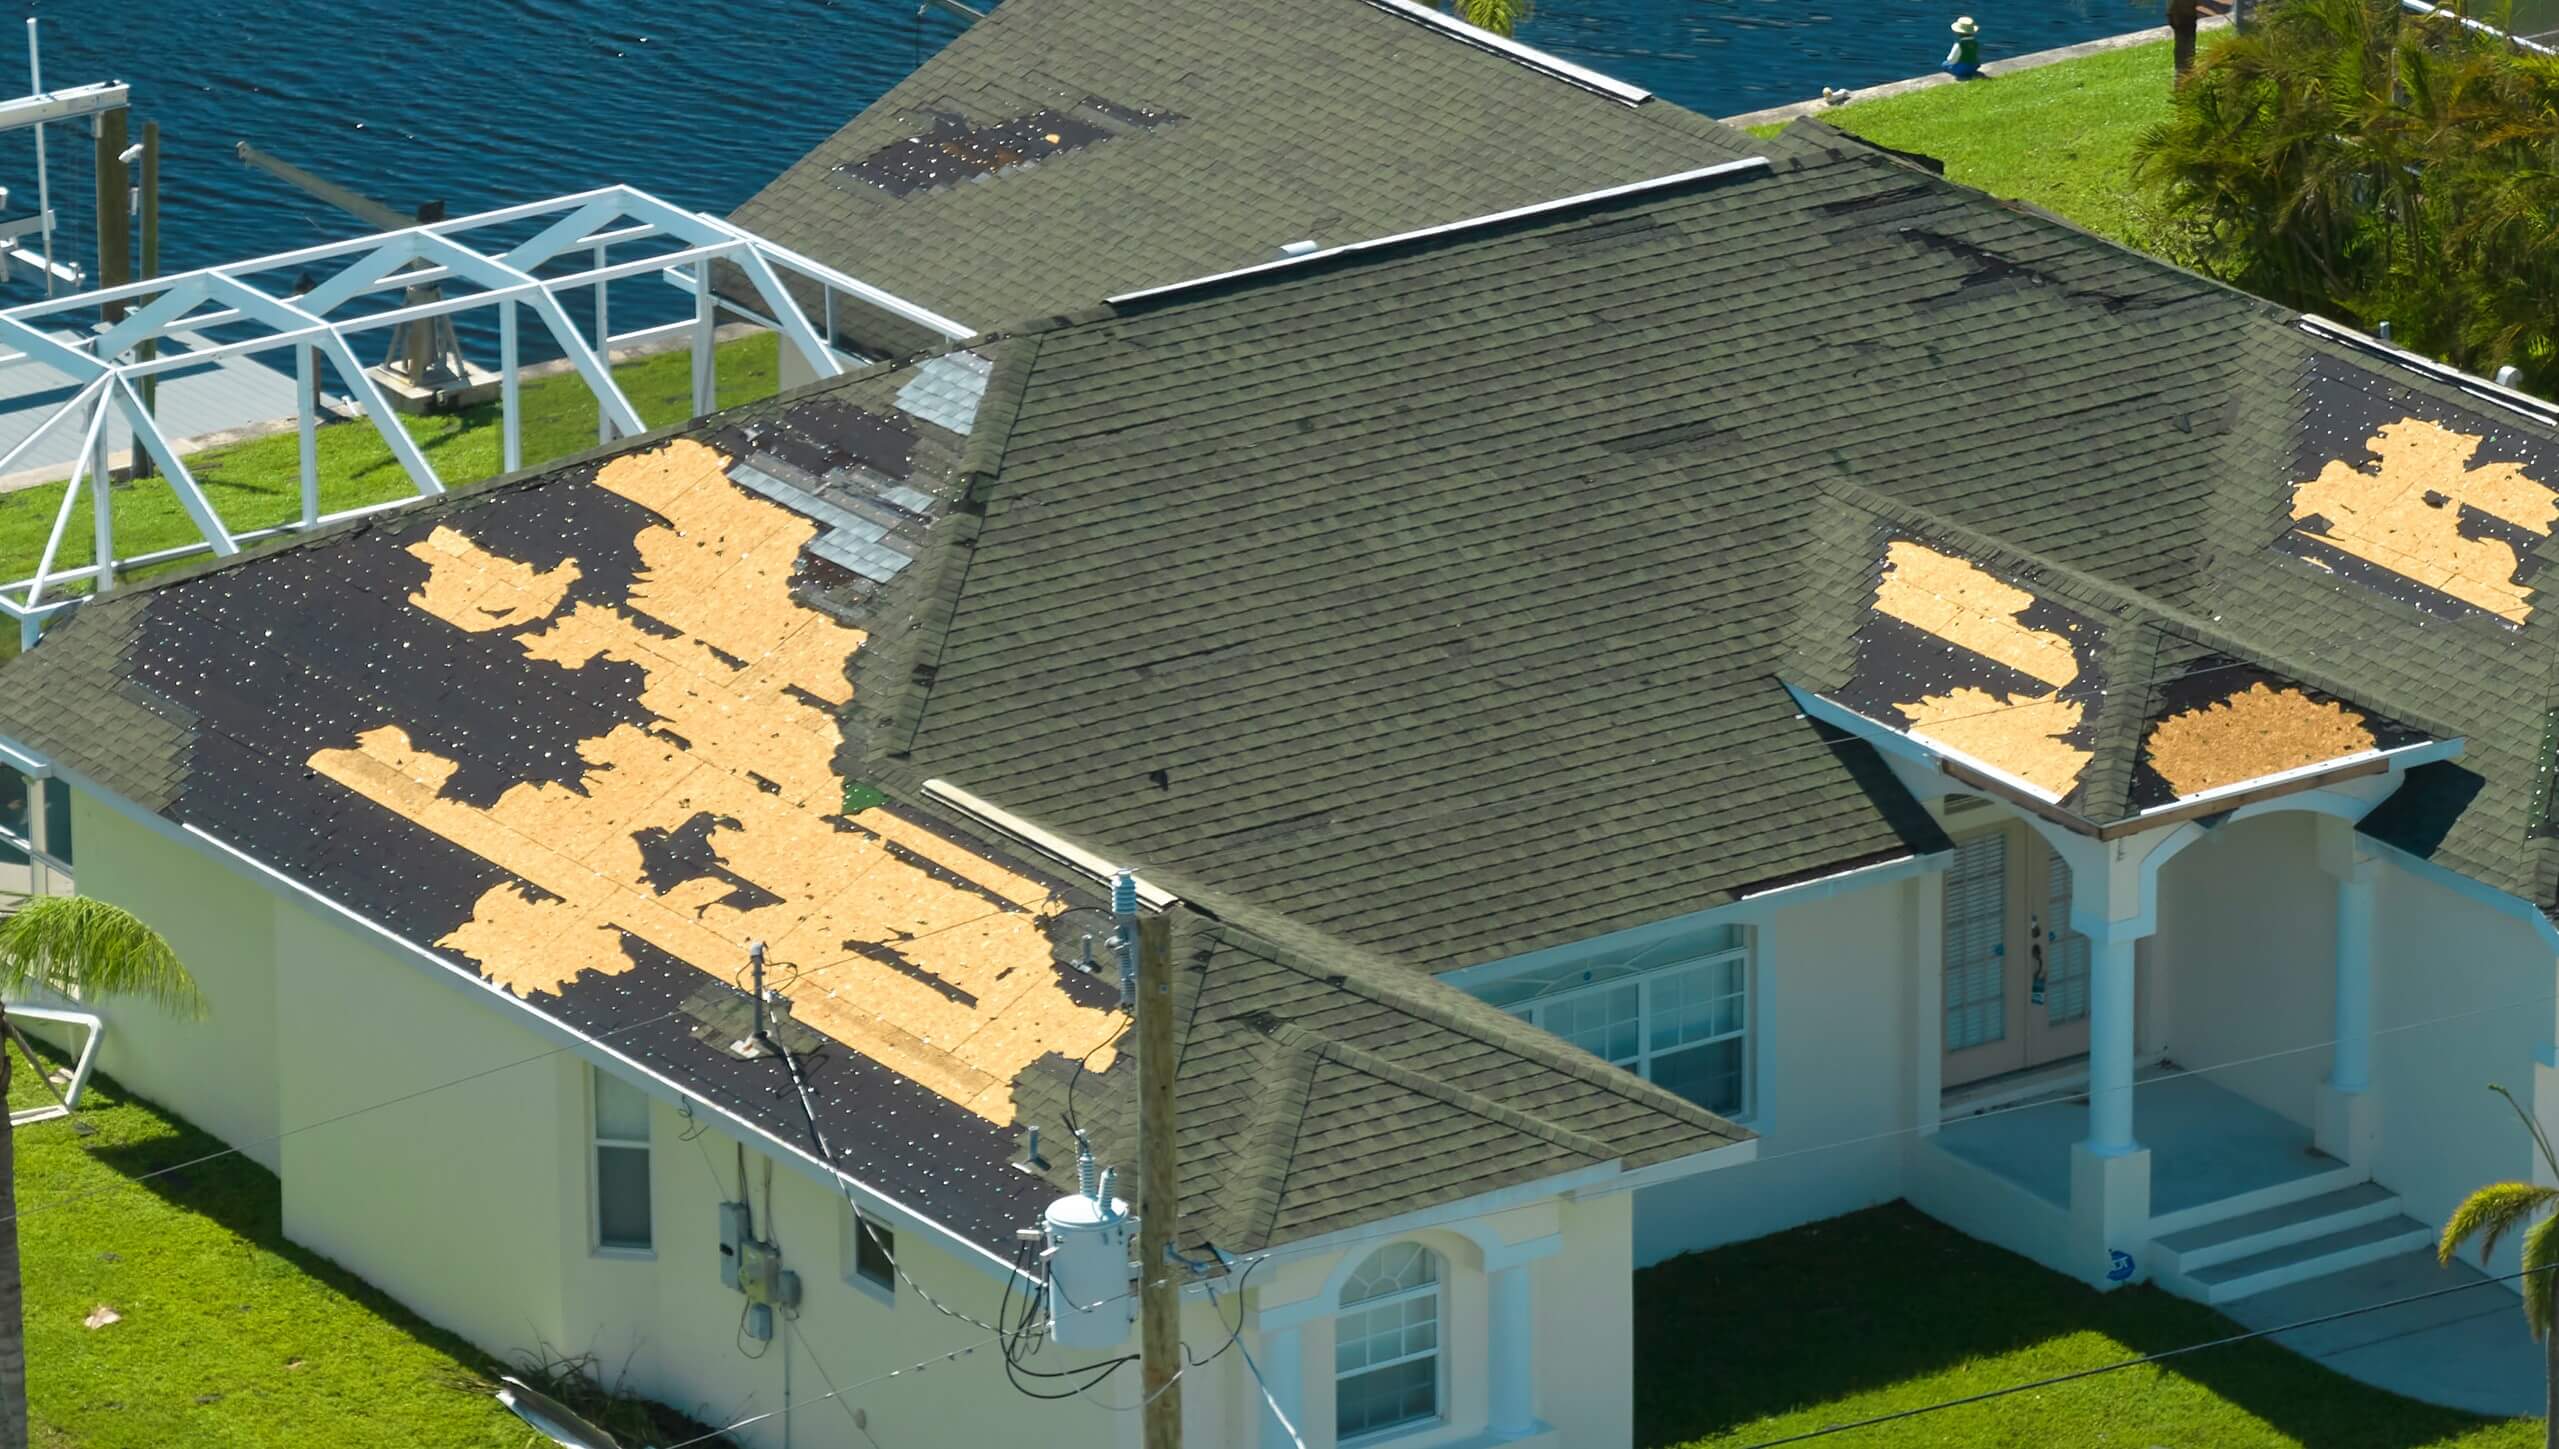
[2288,417,2559,626]
[1862,541,2098,798]
[2141,682,2377,800]
[308,438,1122,1123]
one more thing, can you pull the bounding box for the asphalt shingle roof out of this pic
[837,124,2559,967]
[0,353,1740,1261]
[729,0,1758,355]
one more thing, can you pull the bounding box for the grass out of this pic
[1636,1203,2537,1448]
[0,330,781,611]
[4,1036,729,1447]
[1757,38,2185,248]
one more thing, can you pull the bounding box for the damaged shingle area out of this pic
[839,102,1178,199]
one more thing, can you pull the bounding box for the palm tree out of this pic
[2440,1084,2559,1443]
[1444,0,1533,38]
[2170,0,2204,80]
[0,894,202,1449]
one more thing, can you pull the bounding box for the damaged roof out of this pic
[820,123,2559,961]
[729,0,1758,354]
[0,353,1741,1259]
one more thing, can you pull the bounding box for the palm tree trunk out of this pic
[2170,0,2200,80]
[0,1003,28,1449]
[2546,1317,2557,1449]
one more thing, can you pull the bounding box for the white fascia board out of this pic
[1570,1137,1760,1198]
[0,739,1028,1284]
[1361,0,1651,102]
[2127,736,2466,821]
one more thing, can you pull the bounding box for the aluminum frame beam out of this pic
[0,184,948,635]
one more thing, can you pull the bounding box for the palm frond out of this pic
[0,895,205,1019]
[2492,1083,2559,1184]
[1448,0,1533,38]
[2441,1180,2559,1268]
[2523,1214,2559,1341]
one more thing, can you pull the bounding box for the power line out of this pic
[1736,1260,2559,1448]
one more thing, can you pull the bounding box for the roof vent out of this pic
[1277,239,1321,259]
[2498,365,2526,388]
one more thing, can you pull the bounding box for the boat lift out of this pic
[0,184,974,650]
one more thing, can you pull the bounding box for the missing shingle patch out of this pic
[1866,541,2096,798]
[842,108,1120,198]
[307,437,1124,1123]
[2142,683,2377,799]
[2285,416,2559,626]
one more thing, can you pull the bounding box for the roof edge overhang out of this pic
[922,777,1179,910]
[1791,686,2466,841]
[0,735,1031,1285]
[1361,0,1654,104]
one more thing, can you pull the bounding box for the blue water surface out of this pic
[0,0,2160,334]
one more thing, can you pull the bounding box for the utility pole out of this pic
[1137,910,1181,1449]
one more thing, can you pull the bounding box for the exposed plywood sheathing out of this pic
[2291,417,2559,625]
[2142,682,2378,800]
[1875,541,2092,797]
[309,438,1122,1122]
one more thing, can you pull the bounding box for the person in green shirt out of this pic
[1942,16,1981,78]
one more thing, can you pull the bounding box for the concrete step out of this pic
[2151,1182,2404,1274]
[2172,1215,2435,1304]
[2144,1158,2361,1239]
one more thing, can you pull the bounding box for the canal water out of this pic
[0,0,2160,338]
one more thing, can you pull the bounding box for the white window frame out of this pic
[841,1202,897,1304]
[588,1066,654,1259]
[1334,1247,1444,1444]
[1508,939,1753,1120]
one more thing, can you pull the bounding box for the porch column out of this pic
[2085,928,2140,1157]
[1488,1264,1536,1438]
[2330,862,2375,1094]
[2314,833,2381,1170]
[2069,914,2152,1290]
[1256,1323,1303,1449]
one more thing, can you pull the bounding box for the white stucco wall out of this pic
[1630,871,1926,1265]
[47,795,1646,1447]
[2370,854,2552,1282]
[62,796,284,1168]
[2150,812,2336,1127]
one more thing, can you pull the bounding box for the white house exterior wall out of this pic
[2371,853,2552,1282]
[1629,872,1926,1266]
[2151,813,2337,1126]
[70,797,283,1170]
[54,789,1649,1448]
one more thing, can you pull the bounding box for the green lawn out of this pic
[6,1039,727,1447]
[0,330,781,601]
[1763,39,2186,249]
[1637,1203,2534,1448]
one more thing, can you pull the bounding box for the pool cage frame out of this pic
[0,184,974,648]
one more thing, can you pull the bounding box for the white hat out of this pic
[1952,15,1979,35]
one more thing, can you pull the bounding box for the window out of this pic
[1335,1244,1440,1440]
[589,1067,652,1253]
[1480,924,1751,1116]
[848,1208,896,1293]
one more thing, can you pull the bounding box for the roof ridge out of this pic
[1103,157,1770,310]
[1266,1020,1618,1162]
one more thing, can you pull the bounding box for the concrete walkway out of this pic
[2223,1250,2543,1418]
[1721,14,2230,130]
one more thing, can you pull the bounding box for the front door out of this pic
[1942,819,2094,1088]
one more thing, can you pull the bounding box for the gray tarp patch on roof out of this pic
[896,351,996,435]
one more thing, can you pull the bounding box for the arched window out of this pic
[1335,1243,1441,1439]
